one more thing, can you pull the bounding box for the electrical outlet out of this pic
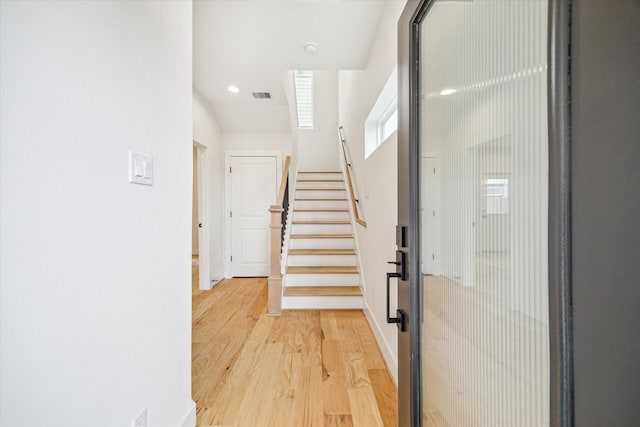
[131,407,147,427]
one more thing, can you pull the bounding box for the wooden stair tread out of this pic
[289,249,356,255]
[297,179,344,182]
[287,266,359,274]
[284,286,362,297]
[293,209,349,212]
[294,198,348,201]
[292,221,350,225]
[290,234,353,239]
[297,188,346,191]
[298,171,342,174]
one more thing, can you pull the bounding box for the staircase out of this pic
[282,171,363,309]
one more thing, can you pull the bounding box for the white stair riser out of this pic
[292,211,350,222]
[285,273,359,286]
[296,190,346,200]
[297,173,342,181]
[291,223,352,234]
[294,200,349,210]
[289,238,353,250]
[296,181,345,190]
[287,254,357,267]
[283,295,363,310]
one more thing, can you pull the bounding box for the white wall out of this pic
[338,0,406,383]
[222,132,293,155]
[193,90,225,281]
[298,70,340,172]
[0,2,194,426]
[282,71,299,175]
[192,147,199,254]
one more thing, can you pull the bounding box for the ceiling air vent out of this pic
[252,92,272,99]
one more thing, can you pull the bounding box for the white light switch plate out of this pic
[129,150,153,186]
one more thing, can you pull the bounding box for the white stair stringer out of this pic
[282,170,364,310]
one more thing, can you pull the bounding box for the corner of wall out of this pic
[193,88,226,286]
[180,400,196,427]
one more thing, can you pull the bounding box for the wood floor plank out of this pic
[369,369,399,427]
[320,311,341,341]
[343,352,370,389]
[288,364,323,427]
[192,314,256,403]
[352,317,387,370]
[324,414,355,427]
[233,342,284,427]
[291,313,323,367]
[348,387,385,427]
[201,314,274,421]
[192,268,397,427]
[266,351,295,425]
[321,339,352,416]
[337,319,366,355]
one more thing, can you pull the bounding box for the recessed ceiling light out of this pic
[227,86,239,93]
[440,88,457,96]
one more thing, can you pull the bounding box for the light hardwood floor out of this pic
[192,262,398,427]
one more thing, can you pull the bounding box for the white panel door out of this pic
[230,156,277,277]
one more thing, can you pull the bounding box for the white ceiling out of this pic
[193,0,389,133]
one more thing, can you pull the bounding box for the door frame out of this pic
[194,141,211,291]
[224,150,282,278]
[397,0,573,426]
[547,1,573,425]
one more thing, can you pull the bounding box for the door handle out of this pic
[198,223,203,228]
[386,272,406,332]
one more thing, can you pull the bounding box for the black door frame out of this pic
[396,1,573,426]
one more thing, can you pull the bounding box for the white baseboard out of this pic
[363,303,398,386]
[211,270,224,282]
[180,400,196,427]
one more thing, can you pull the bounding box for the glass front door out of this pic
[417,1,550,425]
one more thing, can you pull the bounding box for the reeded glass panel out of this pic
[419,1,549,425]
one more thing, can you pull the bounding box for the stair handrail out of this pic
[267,155,291,315]
[338,126,367,228]
[276,155,291,208]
